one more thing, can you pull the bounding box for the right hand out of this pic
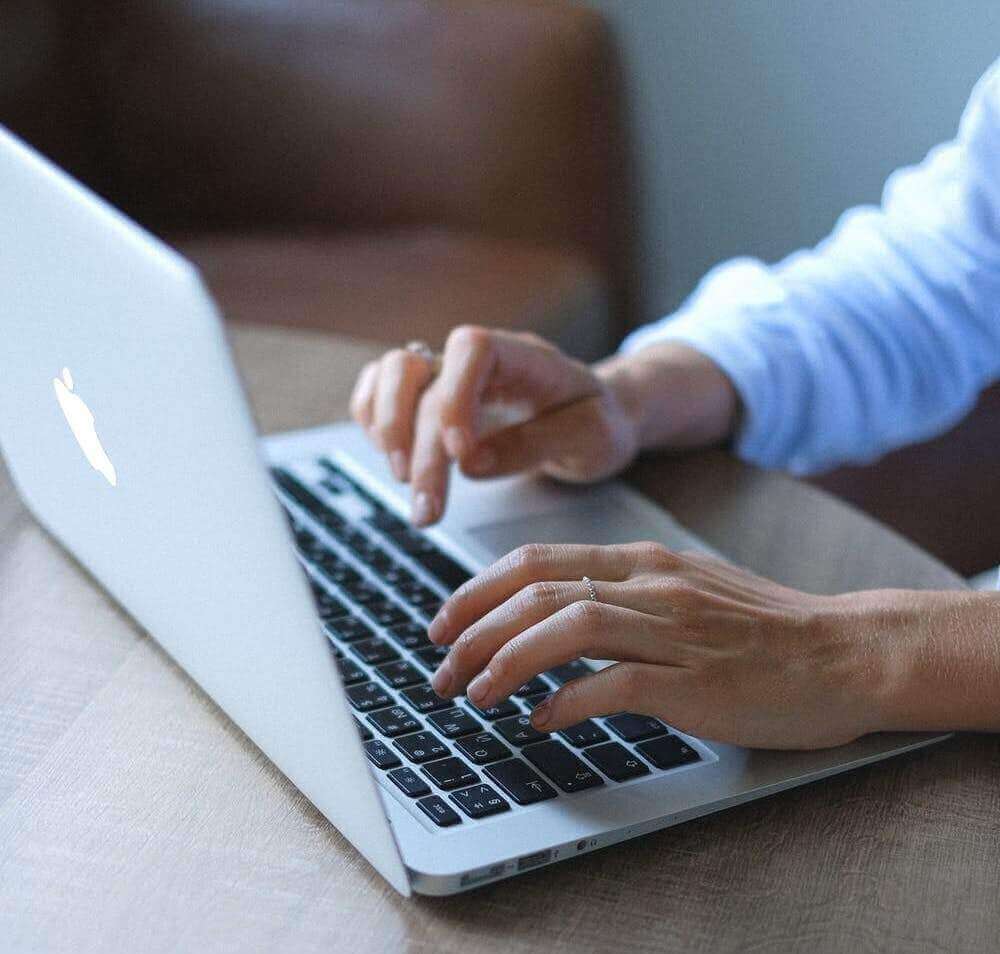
[349,327,643,526]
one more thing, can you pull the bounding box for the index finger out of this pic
[436,326,598,456]
[427,543,635,645]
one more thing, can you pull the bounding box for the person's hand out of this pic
[349,327,737,526]
[423,541,957,750]
[349,327,643,526]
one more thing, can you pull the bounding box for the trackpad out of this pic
[467,504,705,559]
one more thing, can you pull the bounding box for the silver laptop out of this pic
[0,126,947,896]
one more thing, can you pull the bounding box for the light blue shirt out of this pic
[622,58,1000,476]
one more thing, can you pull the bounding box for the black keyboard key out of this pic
[414,549,473,592]
[351,638,400,666]
[546,660,594,685]
[388,766,431,797]
[375,660,426,689]
[484,759,558,805]
[421,756,478,791]
[398,582,442,610]
[386,621,431,651]
[417,794,462,827]
[336,657,367,686]
[468,698,520,721]
[393,730,449,764]
[559,720,609,748]
[427,708,482,739]
[367,706,421,737]
[314,590,352,620]
[324,616,377,644]
[415,598,444,619]
[272,469,344,530]
[401,684,453,714]
[355,718,373,741]
[455,732,512,766]
[381,563,416,588]
[520,693,551,710]
[342,579,385,605]
[450,784,510,819]
[345,682,394,712]
[523,740,604,793]
[364,597,410,628]
[605,713,670,743]
[582,741,650,781]
[414,645,449,672]
[364,739,402,769]
[329,644,344,658]
[365,508,410,538]
[317,560,362,589]
[514,676,551,698]
[635,735,701,770]
[494,715,550,747]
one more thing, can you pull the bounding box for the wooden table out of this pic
[2,323,997,954]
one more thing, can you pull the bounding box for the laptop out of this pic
[0,126,948,895]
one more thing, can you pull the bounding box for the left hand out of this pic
[427,542,901,750]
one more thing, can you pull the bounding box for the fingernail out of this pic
[466,669,492,704]
[430,659,452,696]
[443,426,466,458]
[411,492,437,527]
[531,700,551,728]
[427,610,448,643]
[469,446,497,476]
[389,449,409,482]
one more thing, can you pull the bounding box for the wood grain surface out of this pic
[1,323,996,954]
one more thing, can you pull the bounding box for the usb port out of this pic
[517,849,552,872]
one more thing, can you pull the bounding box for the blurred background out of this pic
[2,0,998,576]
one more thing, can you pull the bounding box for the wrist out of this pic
[596,342,740,452]
[831,588,1000,734]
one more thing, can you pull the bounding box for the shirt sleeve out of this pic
[621,59,1000,475]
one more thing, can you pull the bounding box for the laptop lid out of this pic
[0,126,410,895]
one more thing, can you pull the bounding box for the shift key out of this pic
[523,740,604,793]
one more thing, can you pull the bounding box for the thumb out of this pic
[459,396,619,481]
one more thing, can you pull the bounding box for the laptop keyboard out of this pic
[271,457,705,831]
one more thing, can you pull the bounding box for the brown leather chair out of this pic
[1,0,625,356]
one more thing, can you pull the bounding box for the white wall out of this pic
[583,0,1000,324]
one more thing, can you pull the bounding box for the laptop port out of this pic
[517,849,552,872]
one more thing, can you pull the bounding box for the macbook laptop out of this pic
[0,126,948,895]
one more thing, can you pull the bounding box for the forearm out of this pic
[847,588,1000,734]
[595,342,740,452]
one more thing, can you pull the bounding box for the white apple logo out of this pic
[53,367,118,487]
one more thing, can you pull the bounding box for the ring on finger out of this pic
[581,575,599,603]
[404,340,443,375]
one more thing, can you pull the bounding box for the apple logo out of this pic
[52,367,118,487]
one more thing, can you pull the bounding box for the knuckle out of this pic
[612,663,653,703]
[661,577,699,609]
[488,639,521,682]
[564,598,602,630]
[447,324,490,352]
[627,540,672,568]
[521,580,561,609]
[509,543,550,576]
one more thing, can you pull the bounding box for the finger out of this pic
[372,349,435,480]
[436,326,598,456]
[456,602,683,706]
[349,361,379,430]
[430,577,674,696]
[408,388,450,527]
[428,543,639,644]
[457,397,614,480]
[529,662,685,734]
